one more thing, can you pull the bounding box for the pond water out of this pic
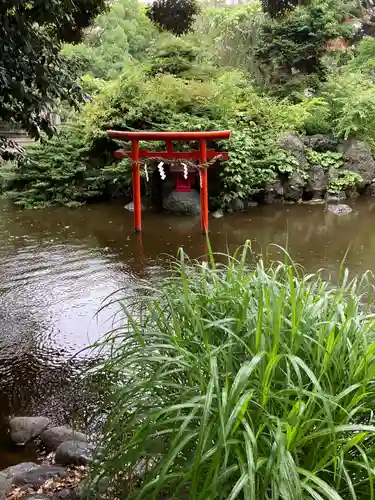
[1,197,375,467]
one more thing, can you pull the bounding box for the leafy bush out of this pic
[62,0,157,80]
[5,121,122,208]
[255,0,357,96]
[88,243,375,499]
[322,72,375,142]
[146,36,200,77]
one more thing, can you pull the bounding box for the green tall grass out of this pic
[89,242,375,499]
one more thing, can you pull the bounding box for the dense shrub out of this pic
[88,243,375,499]
[255,0,357,97]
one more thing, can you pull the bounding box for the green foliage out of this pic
[147,0,200,35]
[146,36,199,77]
[255,0,358,96]
[5,121,124,208]
[305,149,343,169]
[305,148,362,194]
[193,3,265,81]
[322,72,375,141]
[62,0,157,80]
[0,0,106,138]
[88,243,375,499]
[221,129,303,205]
[347,36,375,76]
[328,169,363,193]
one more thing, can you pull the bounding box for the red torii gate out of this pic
[108,130,231,233]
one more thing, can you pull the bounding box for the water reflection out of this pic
[0,197,375,466]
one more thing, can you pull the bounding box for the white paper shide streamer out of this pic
[158,162,166,180]
[199,169,202,188]
[144,163,149,182]
[182,163,188,180]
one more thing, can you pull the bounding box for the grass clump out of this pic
[89,243,375,499]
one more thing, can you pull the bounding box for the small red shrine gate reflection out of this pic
[107,130,230,233]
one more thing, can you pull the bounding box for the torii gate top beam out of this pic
[107,130,231,141]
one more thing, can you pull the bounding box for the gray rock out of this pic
[10,416,50,445]
[264,179,284,204]
[24,496,51,500]
[12,465,67,487]
[283,172,305,201]
[163,190,200,215]
[55,440,94,466]
[338,139,375,188]
[124,200,147,212]
[327,204,353,215]
[40,426,87,451]
[278,133,308,169]
[247,201,258,208]
[303,199,325,205]
[0,473,10,500]
[326,192,346,203]
[229,198,245,211]
[54,487,81,500]
[303,134,338,152]
[306,165,327,198]
[2,462,39,480]
[211,209,224,219]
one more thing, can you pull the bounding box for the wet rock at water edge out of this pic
[264,179,283,204]
[40,427,88,451]
[302,199,325,205]
[55,440,94,466]
[2,462,40,480]
[229,198,245,211]
[124,200,147,212]
[211,209,224,219]
[163,190,200,215]
[306,164,327,199]
[12,465,67,487]
[327,204,353,215]
[326,192,346,203]
[9,416,50,445]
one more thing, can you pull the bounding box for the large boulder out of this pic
[55,440,94,466]
[303,134,338,152]
[2,462,39,480]
[9,416,50,445]
[163,190,200,215]
[12,465,67,488]
[306,165,328,198]
[278,133,308,169]
[40,426,87,451]
[338,139,375,189]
